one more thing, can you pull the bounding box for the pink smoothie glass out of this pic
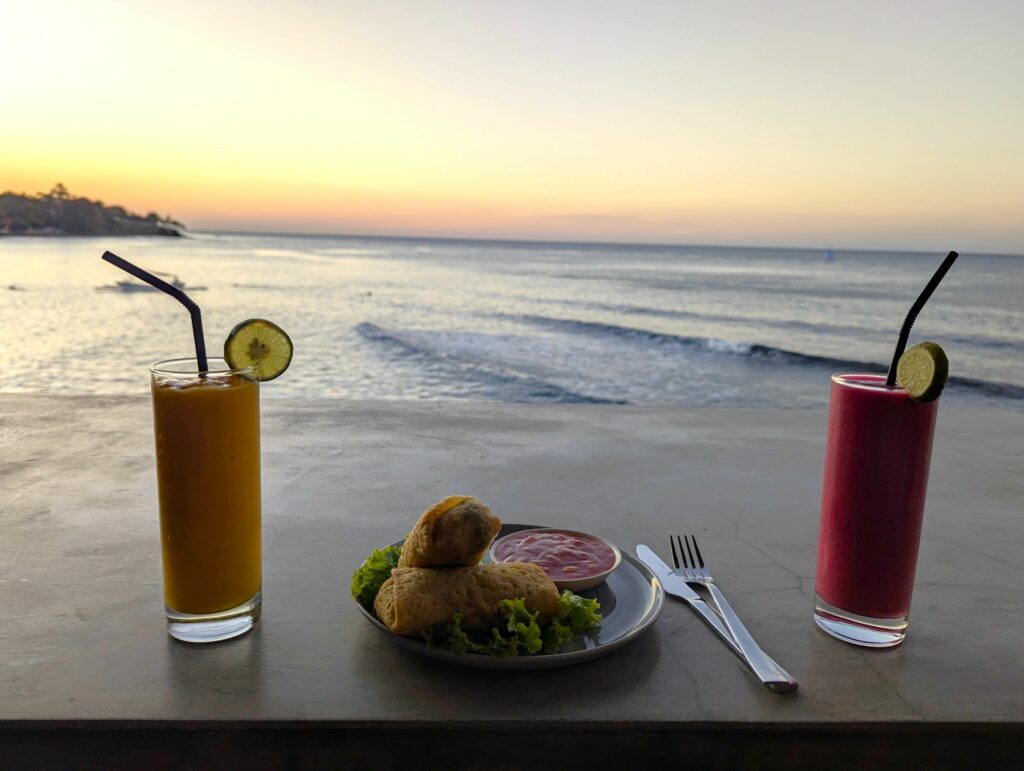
[814,373,939,647]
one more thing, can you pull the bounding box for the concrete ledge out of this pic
[2,396,1023,768]
[3,722,1023,770]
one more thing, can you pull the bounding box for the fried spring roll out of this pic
[374,563,560,636]
[397,495,502,568]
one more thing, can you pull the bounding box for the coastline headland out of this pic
[0,184,184,237]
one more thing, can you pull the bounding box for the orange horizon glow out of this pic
[2,1,1022,252]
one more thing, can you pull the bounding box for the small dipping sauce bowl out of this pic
[489,528,622,591]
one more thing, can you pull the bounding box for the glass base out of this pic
[166,590,261,643]
[813,593,907,648]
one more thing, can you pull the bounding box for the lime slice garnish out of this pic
[224,318,293,381]
[896,341,948,403]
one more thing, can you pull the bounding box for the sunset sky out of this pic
[2,1,1022,251]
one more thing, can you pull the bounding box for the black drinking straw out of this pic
[101,250,208,373]
[885,250,959,386]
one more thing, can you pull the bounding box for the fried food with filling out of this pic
[374,562,560,636]
[397,495,501,568]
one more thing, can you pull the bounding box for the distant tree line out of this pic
[0,184,185,236]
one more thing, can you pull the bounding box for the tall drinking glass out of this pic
[814,373,939,647]
[151,358,262,642]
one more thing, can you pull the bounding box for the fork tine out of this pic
[684,535,697,575]
[675,535,689,575]
[669,535,680,569]
[690,535,706,569]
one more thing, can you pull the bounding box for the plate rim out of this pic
[353,522,664,669]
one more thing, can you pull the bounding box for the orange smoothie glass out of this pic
[151,357,262,642]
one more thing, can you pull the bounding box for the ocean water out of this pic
[1,232,1022,409]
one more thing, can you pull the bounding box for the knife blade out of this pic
[636,544,739,655]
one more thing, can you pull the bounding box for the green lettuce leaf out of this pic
[423,611,490,654]
[493,598,544,656]
[543,590,603,653]
[423,598,542,658]
[422,592,601,658]
[351,545,402,609]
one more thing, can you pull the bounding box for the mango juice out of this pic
[151,367,261,615]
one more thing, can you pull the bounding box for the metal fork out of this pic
[672,535,798,694]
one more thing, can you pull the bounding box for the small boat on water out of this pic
[95,271,206,293]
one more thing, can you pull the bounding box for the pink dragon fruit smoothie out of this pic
[814,373,939,647]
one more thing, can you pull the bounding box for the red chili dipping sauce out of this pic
[493,530,618,582]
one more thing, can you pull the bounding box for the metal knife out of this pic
[636,545,739,655]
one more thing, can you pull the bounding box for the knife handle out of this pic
[705,584,799,694]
